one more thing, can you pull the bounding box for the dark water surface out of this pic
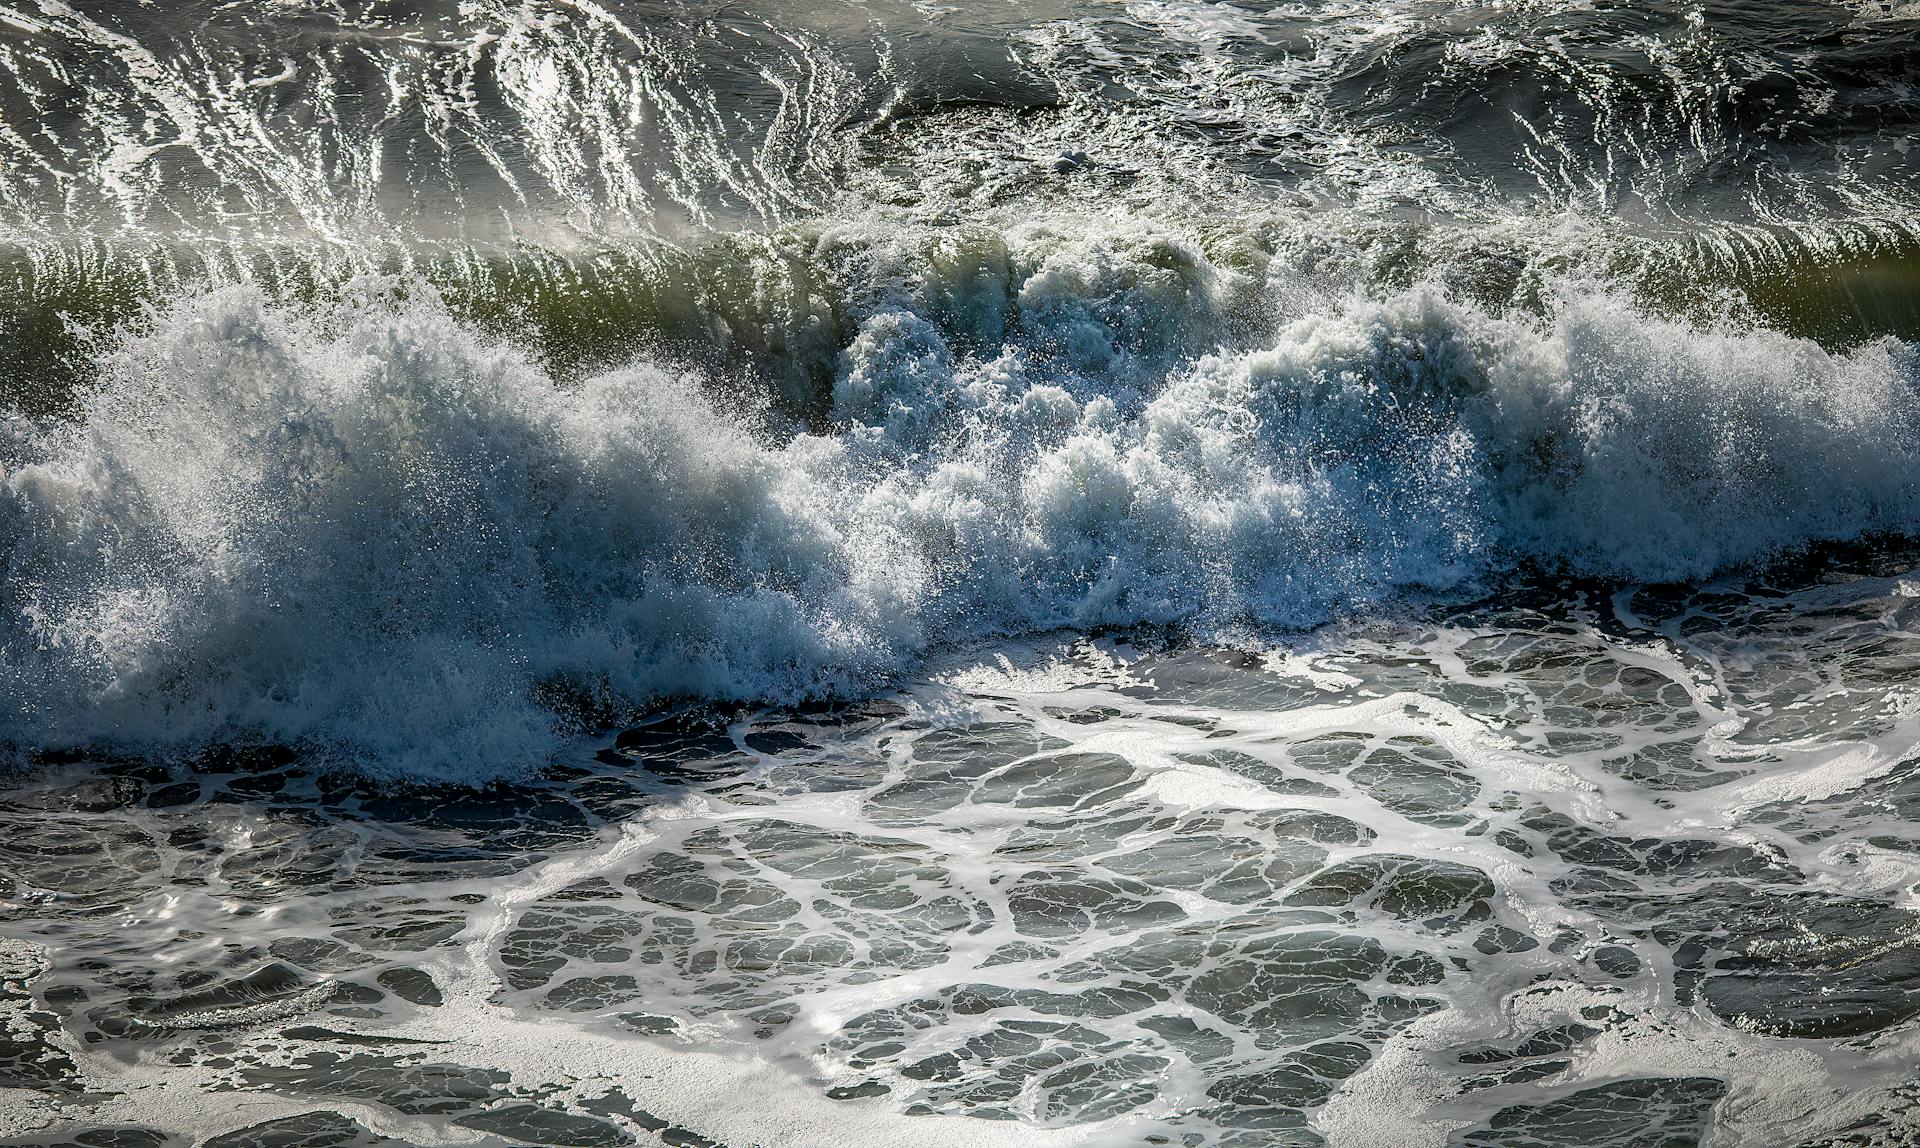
[2,0,1920,1145]
[8,559,1920,1145]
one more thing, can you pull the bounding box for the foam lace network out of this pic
[5,0,1916,246]
[2,220,1918,779]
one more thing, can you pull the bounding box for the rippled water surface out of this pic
[8,556,1920,1146]
[3,0,1920,1144]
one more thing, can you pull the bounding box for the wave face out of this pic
[2,237,1917,776]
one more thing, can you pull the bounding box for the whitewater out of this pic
[4,260,1919,778]
[3,1,1920,1146]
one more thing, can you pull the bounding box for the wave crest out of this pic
[2,264,1915,778]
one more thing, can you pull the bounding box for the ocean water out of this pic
[3,1,1920,1145]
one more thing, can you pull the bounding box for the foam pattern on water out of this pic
[2,561,1919,1146]
[4,0,1916,251]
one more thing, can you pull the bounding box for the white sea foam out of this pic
[7,574,1920,1146]
[1,233,1916,778]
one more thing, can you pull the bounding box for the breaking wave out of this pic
[2,220,1916,778]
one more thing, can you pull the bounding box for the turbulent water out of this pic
[3,1,1920,1145]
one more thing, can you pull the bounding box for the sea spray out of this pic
[0,256,1915,778]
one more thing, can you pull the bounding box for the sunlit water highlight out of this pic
[3,1,1920,1145]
